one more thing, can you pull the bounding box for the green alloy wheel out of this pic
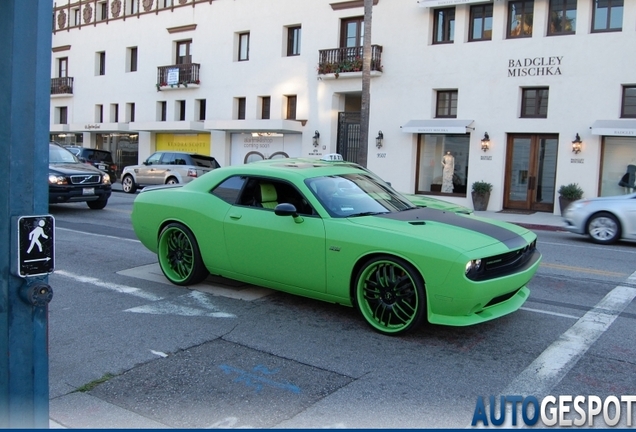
[158,223,209,286]
[355,256,426,335]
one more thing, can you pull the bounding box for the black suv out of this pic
[64,145,118,182]
[49,142,112,210]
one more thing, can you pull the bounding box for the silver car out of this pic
[562,193,636,244]
[120,151,220,193]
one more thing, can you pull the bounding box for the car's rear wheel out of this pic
[353,256,426,335]
[166,177,179,185]
[587,212,621,244]
[158,223,209,286]
[121,175,137,193]
[86,198,108,210]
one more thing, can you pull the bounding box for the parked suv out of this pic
[64,145,118,182]
[120,151,221,193]
[49,142,112,209]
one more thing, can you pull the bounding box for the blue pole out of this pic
[0,0,53,428]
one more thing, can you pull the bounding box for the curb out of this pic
[514,223,565,232]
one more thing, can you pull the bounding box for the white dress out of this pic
[441,154,455,193]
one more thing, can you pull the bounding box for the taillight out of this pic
[187,168,197,178]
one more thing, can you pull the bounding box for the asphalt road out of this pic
[46,193,636,428]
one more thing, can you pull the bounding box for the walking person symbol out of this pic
[27,219,49,254]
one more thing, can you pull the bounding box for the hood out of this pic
[347,207,530,252]
[49,162,104,176]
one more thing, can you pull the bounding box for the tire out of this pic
[353,255,426,335]
[587,212,621,245]
[121,175,137,193]
[166,177,179,185]
[157,223,209,286]
[86,198,108,210]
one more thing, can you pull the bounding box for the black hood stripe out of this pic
[377,208,527,250]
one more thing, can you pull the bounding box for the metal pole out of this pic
[0,0,53,428]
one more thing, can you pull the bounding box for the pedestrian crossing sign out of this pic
[17,215,55,277]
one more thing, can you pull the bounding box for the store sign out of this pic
[508,56,563,77]
[156,133,210,155]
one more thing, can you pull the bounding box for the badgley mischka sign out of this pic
[508,56,563,77]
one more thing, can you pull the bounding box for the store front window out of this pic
[600,137,636,196]
[98,133,139,178]
[416,134,470,196]
[50,133,83,146]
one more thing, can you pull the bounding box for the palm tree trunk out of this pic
[357,0,373,167]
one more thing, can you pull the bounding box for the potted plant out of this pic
[471,181,493,211]
[558,183,583,215]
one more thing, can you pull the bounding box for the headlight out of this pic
[48,174,67,185]
[465,259,482,275]
[102,173,111,184]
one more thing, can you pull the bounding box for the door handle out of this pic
[229,214,242,220]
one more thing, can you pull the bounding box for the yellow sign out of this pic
[156,133,210,155]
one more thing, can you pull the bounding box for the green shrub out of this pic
[558,183,584,200]
[472,181,493,194]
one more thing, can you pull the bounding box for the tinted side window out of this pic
[146,153,163,165]
[161,153,177,165]
[191,155,221,168]
[212,176,246,204]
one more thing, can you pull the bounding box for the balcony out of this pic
[51,77,74,95]
[318,45,383,78]
[156,63,201,90]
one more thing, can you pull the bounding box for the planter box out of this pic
[471,192,490,211]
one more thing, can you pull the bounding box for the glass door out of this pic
[504,134,558,212]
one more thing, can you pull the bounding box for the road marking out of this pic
[540,240,636,254]
[540,262,628,277]
[125,291,236,318]
[56,226,140,243]
[520,307,578,320]
[118,263,273,301]
[54,269,163,301]
[503,270,636,397]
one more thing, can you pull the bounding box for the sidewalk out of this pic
[111,181,564,232]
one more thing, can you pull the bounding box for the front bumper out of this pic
[49,184,112,203]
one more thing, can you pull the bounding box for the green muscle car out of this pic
[131,155,541,335]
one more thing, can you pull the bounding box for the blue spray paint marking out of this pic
[219,364,301,394]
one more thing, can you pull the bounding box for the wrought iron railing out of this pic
[51,77,74,95]
[318,45,383,75]
[156,63,200,89]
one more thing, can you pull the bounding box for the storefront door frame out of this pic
[504,134,558,212]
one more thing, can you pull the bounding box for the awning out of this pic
[204,119,304,134]
[418,0,492,8]
[590,120,636,137]
[401,119,474,134]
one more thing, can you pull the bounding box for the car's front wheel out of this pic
[157,223,209,286]
[587,212,621,244]
[121,175,137,193]
[353,256,426,335]
[86,198,108,210]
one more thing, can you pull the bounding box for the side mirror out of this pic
[274,203,298,217]
[274,203,304,223]
[143,161,150,165]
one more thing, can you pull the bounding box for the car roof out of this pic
[211,157,366,181]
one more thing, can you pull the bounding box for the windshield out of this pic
[49,144,79,164]
[306,173,415,218]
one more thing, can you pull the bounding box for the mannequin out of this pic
[441,151,455,193]
[618,164,636,194]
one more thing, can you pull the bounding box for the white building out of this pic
[50,0,636,213]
